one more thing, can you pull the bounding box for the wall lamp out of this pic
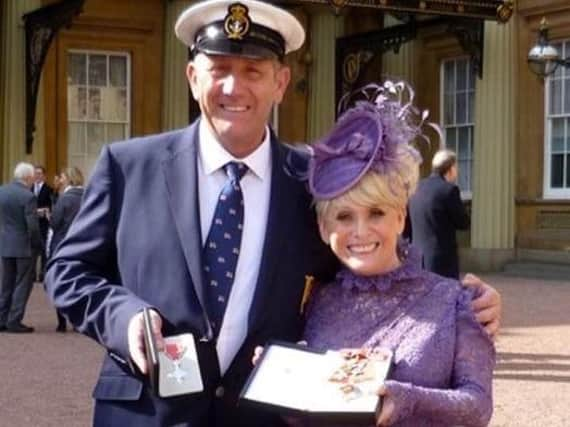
[528,18,570,78]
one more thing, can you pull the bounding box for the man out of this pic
[32,165,53,281]
[46,2,500,426]
[408,149,471,279]
[0,162,41,333]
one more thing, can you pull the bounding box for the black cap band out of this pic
[192,21,285,60]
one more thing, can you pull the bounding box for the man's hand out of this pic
[462,273,502,339]
[252,346,264,366]
[127,309,164,374]
[251,341,307,366]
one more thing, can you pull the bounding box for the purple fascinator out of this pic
[308,81,439,200]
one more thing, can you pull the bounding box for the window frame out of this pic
[543,39,570,199]
[66,48,132,177]
[439,56,475,200]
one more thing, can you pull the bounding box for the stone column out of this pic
[162,0,192,131]
[1,0,43,181]
[306,11,344,141]
[382,15,417,85]
[469,18,517,270]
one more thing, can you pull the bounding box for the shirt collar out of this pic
[198,119,271,180]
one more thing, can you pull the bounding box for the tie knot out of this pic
[224,162,248,182]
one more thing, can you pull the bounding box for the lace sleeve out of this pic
[383,288,495,426]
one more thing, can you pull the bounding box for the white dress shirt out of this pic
[34,181,43,196]
[197,120,271,374]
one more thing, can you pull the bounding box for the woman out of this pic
[302,82,495,426]
[49,166,85,332]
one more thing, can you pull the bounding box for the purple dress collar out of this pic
[336,241,423,293]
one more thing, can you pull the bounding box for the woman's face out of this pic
[319,201,405,276]
[59,173,69,189]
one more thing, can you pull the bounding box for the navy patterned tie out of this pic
[203,161,248,334]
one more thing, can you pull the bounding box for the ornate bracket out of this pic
[281,0,513,22]
[447,19,485,79]
[23,0,85,154]
[327,0,350,15]
[336,19,416,109]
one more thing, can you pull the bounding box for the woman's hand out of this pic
[376,385,395,426]
[252,346,264,366]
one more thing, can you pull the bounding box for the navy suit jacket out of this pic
[45,120,332,426]
[0,181,41,257]
[34,182,54,239]
[408,174,470,279]
[48,186,84,256]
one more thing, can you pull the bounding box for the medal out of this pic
[164,341,188,384]
[328,348,389,401]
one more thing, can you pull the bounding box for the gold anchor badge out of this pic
[224,3,251,40]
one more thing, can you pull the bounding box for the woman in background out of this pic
[49,166,84,332]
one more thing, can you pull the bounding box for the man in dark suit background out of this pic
[32,165,53,281]
[45,2,501,426]
[0,162,41,333]
[408,149,470,279]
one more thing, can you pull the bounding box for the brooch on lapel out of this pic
[300,275,316,315]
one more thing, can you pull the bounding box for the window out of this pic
[441,58,475,198]
[67,50,131,178]
[544,40,570,198]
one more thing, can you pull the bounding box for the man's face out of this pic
[25,175,35,188]
[448,164,458,183]
[34,168,45,183]
[186,53,290,157]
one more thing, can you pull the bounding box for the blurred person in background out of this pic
[408,149,470,279]
[48,166,85,332]
[0,162,41,333]
[32,165,54,282]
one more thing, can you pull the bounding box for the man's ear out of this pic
[186,62,199,101]
[273,64,291,105]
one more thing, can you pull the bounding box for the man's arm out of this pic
[461,273,501,338]
[45,146,150,366]
[446,185,470,230]
[25,196,42,251]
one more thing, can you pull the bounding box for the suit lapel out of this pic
[161,123,208,314]
[248,138,293,330]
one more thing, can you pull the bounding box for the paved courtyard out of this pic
[1,274,569,426]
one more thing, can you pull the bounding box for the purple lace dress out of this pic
[301,246,495,426]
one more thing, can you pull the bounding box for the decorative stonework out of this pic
[280,0,513,22]
[336,21,416,106]
[23,0,85,154]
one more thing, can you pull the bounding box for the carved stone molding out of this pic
[279,0,513,22]
[23,0,85,154]
[518,0,570,19]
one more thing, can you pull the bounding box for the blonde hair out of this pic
[60,166,84,187]
[316,147,419,221]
